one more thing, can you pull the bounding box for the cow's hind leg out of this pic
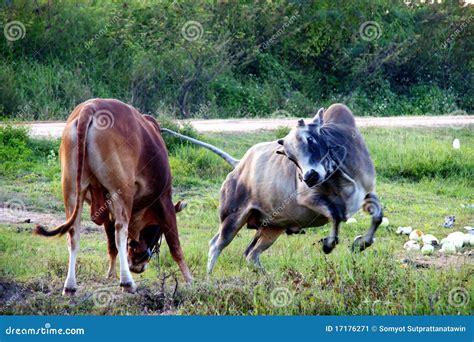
[104,218,118,279]
[244,226,284,271]
[208,212,248,275]
[352,192,383,252]
[63,193,84,296]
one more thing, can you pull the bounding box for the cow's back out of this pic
[323,103,356,127]
[63,98,171,205]
[322,103,376,191]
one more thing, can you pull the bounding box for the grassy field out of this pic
[0,125,473,315]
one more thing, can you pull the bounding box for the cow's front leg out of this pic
[321,220,340,254]
[104,218,117,279]
[317,197,346,254]
[115,221,136,293]
[352,192,383,252]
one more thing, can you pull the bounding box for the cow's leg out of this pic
[244,226,284,270]
[159,198,193,283]
[63,194,84,296]
[316,196,345,254]
[321,219,341,254]
[112,196,136,293]
[208,212,248,275]
[104,218,118,279]
[352,192,383,252]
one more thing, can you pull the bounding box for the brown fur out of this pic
[34,98,192,292]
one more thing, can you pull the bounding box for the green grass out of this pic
[0,126,473,315]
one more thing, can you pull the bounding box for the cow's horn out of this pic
[297,119,305,126]
[313,107,324,126]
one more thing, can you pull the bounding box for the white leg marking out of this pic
[115,223,136,292]
[63,241,78,293]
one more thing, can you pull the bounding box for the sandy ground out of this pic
[0,208,98,232]
[14,115,474,138]
[0,208,65,227]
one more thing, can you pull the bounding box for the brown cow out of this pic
[34,98,192,294]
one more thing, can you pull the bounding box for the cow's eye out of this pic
[307,137,314,144]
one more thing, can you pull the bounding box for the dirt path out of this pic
[0,208,98,233]
[15,115,474,138]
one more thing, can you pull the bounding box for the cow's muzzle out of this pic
[129,263,146,274]
[303,169,321,187]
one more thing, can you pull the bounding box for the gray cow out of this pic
[162,103,383,274]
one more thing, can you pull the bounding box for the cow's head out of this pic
[127,201,187,273]
[128,225,160,273]
[277,108,337,187]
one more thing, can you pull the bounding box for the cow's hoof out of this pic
[62,287,77,296]
[321,236,338,254]
[120,282,137,293]
[106,272,117,280]
[351,235,372,252]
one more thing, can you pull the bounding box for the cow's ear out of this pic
[312,107,324,126]
[277,139,284,145]
[175,200,187,213]
[129,240,140,249]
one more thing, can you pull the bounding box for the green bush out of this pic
[0,125,60,179]
[0,1,471,119]
[0,126,31,174]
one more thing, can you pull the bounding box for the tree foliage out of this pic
[0,0,472,119]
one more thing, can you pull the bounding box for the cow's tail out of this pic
[34,106,94,237]
[160,128,239,168]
